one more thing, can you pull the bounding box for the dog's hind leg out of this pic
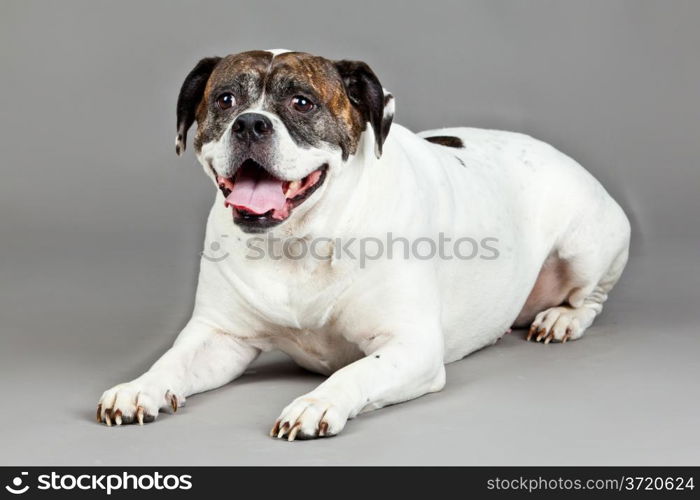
[527,249,628,343]
[523,201,631,344]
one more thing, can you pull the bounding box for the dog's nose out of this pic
[232,113,273,143]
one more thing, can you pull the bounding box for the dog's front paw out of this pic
[270,395,349,441]
[96,377,184,426]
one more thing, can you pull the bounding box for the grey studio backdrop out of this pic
[1,0,698,465]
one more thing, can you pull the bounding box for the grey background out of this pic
[1,0,698,465]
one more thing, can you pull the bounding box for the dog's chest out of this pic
[250,258,350,327]
[229,254,363,372]
[256,324,364,375]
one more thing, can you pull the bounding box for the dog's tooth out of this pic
[285,180,301,197]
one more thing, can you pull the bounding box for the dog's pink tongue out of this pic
[226,168,286,214]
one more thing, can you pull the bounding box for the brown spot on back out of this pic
[425,135,464,148]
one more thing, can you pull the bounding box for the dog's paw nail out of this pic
[96,404,102,423]
[562,327,573,343]
[288,423,301,442]
[318,420,329,437]
[526,327,536,341]
[270,420,281,437]
[114,409,123,426]
[277,422,290,439]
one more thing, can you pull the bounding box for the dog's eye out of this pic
[217,93,235,110]
[291,96,314,113]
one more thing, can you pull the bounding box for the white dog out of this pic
[97,49,630,440]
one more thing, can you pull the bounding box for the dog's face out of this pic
[175,50,394,232]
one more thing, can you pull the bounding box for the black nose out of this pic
[232,113,273,143]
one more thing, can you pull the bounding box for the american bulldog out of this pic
[97,49,630,440]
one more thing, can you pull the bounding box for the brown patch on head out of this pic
[192,51,273,150]
[201,51,272,116]
[261,52,366,159]
[273,53,362,125]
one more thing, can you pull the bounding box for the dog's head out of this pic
[175,50,394,233]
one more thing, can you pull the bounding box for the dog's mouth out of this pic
[217,159,328,230]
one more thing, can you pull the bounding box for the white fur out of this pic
[266,48,292,57]
[99,108,630,438]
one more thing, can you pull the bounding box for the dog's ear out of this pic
[175,57,222,156]
[334,60,394,158]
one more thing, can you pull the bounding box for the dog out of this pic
[97,49,630,440]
